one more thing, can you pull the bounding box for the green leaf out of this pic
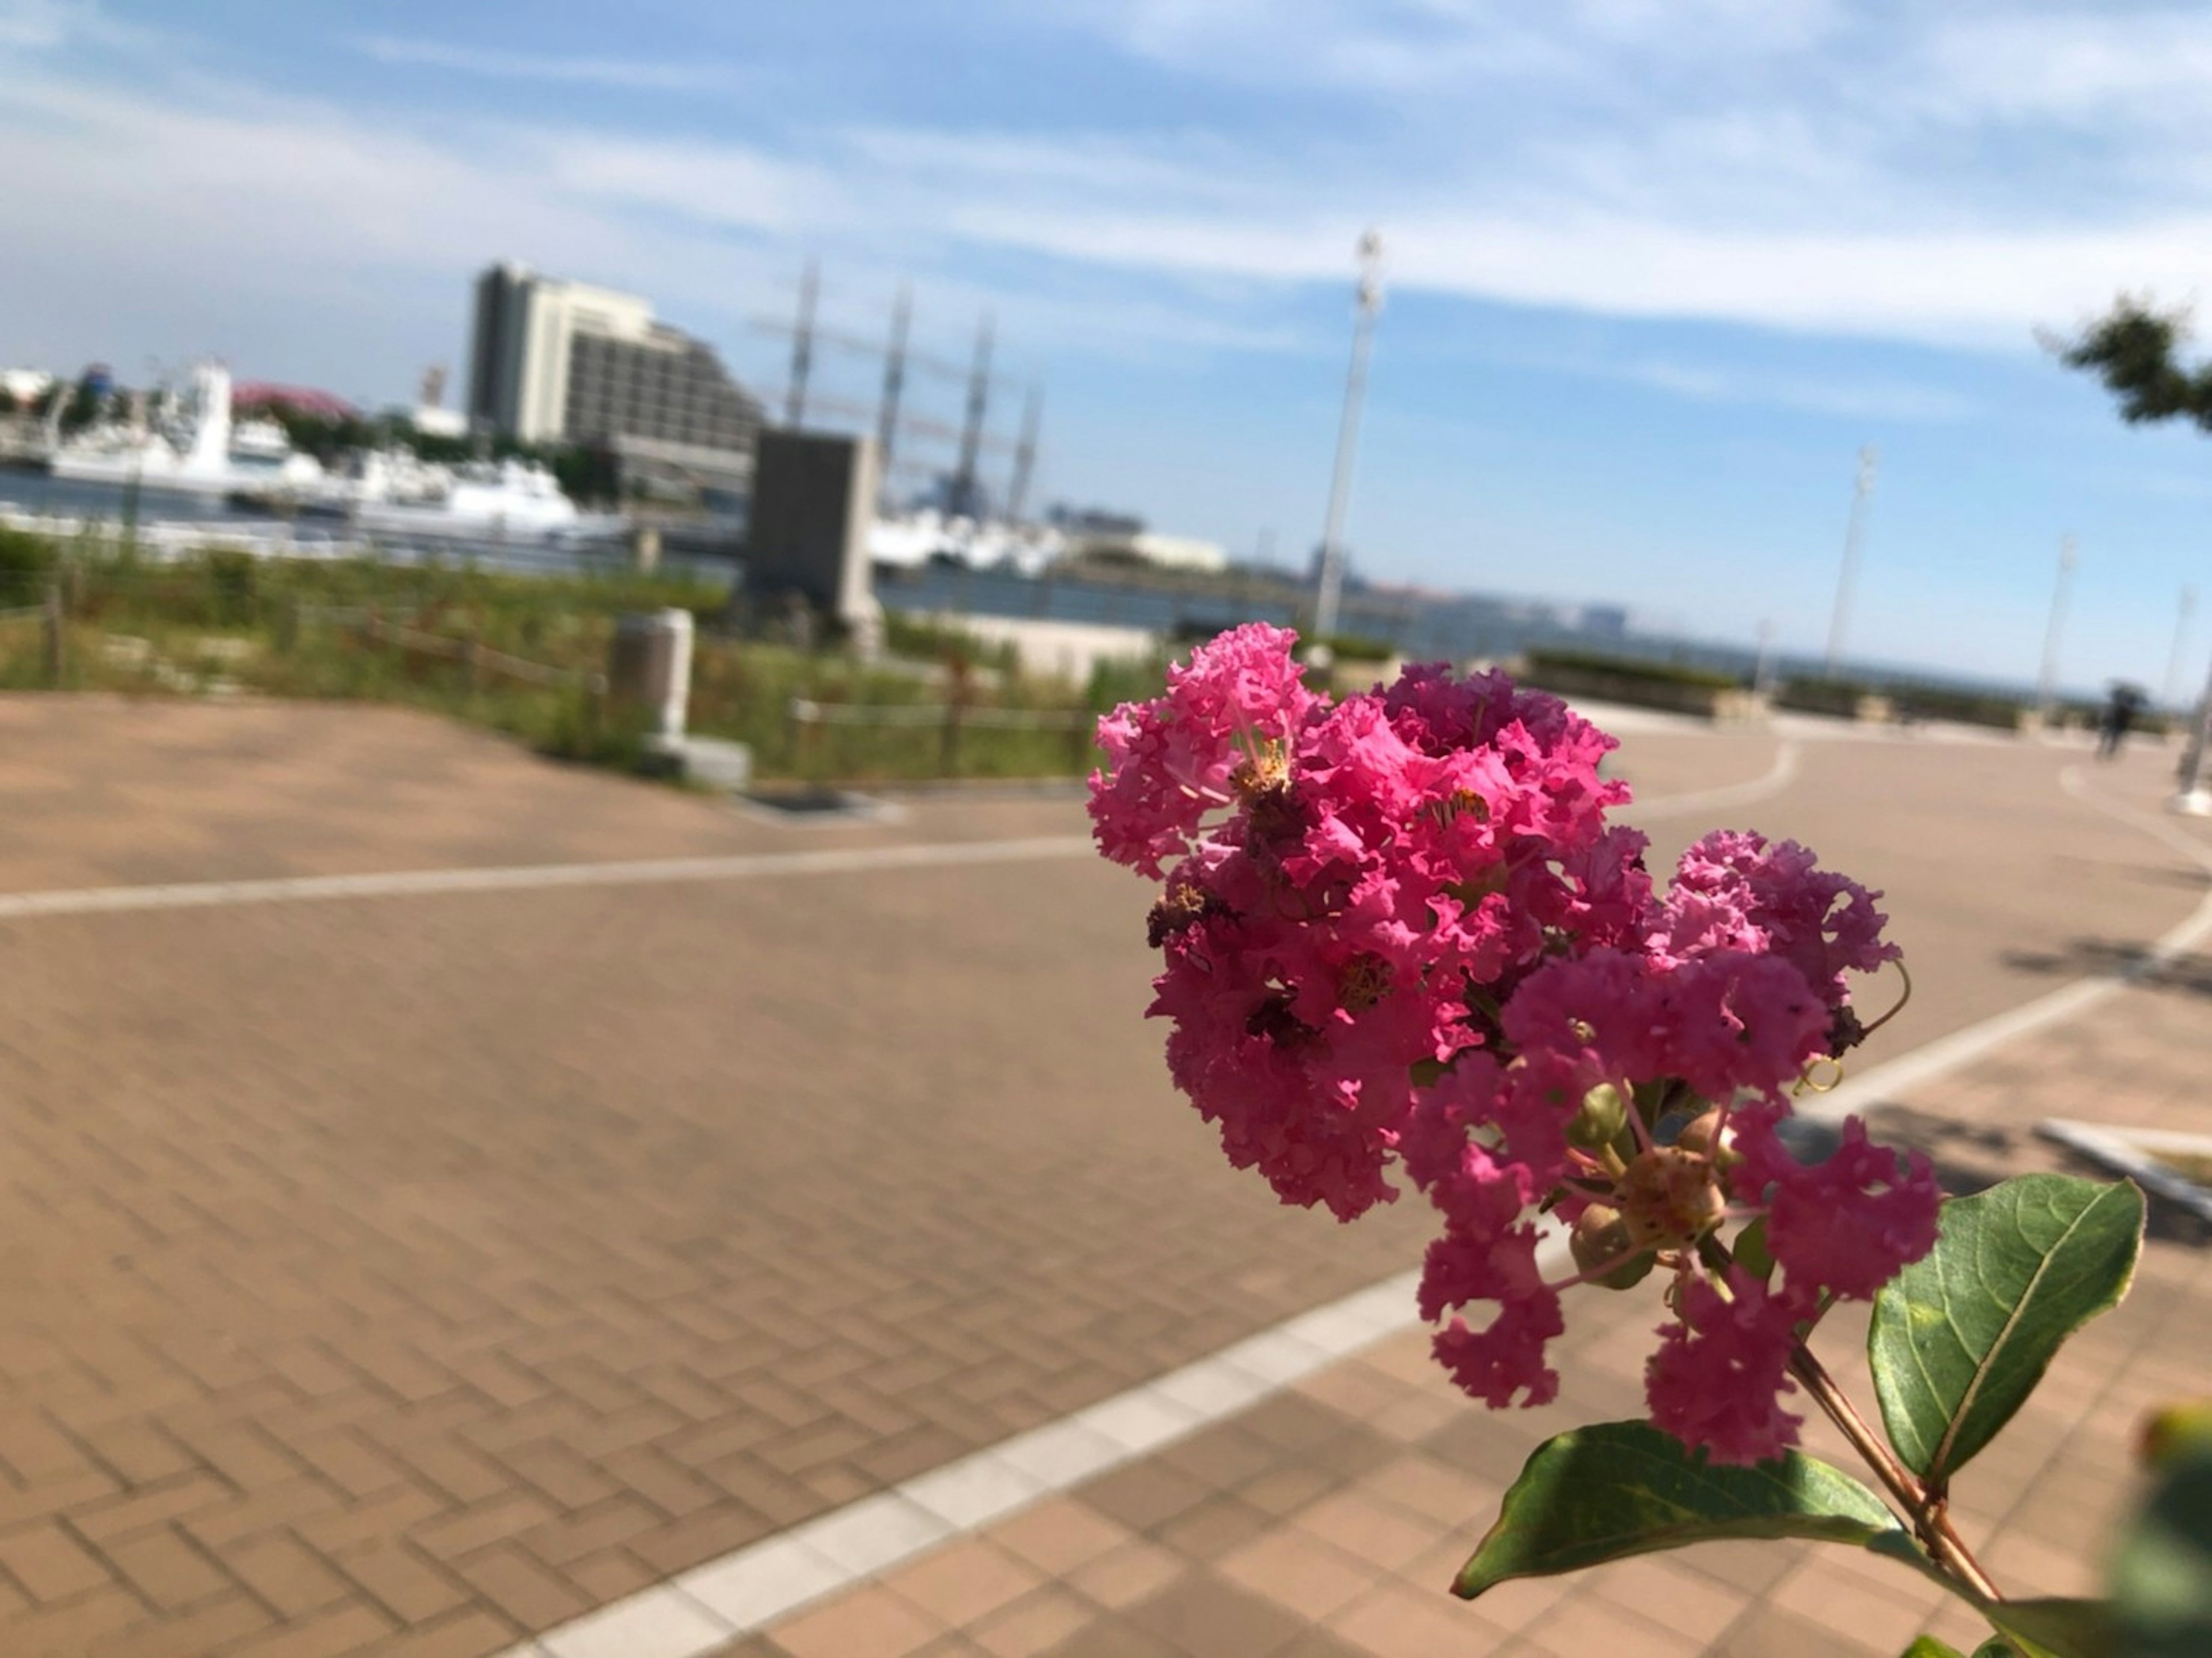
[1455,1420,1936,1599]
[2112,1447,2212,1658]
[1870,1175,2143,1485]
[1987,1599,2116,1658]
[1900,1638,1966,1657]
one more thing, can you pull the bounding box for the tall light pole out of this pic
[2176,654,2212,815]
[2036,533,2078,719]
[1312,230,1384,643]
[784,258,819,428]
[2162,585,2196,711]
[1823,445,1878,678]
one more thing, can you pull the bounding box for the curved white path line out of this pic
[1625,738,1801,822]
[1804,764,2212,1124]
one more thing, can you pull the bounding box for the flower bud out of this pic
[1567,1083,1628,1151]
[1569,1204,1654,1290]
[1675,1108,1741,1172]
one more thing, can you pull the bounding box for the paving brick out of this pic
[358,1606,518,1658]
[767,1581,944,1658]
[222,1601,397,1658]
[516,1497,665,1567]
[0,1584,146,1657]
[297,1487,448,1557]
[561,1549,658,1604]
[98,1522,235,1611]
[442,1542,589,1630]
[0,700,2201,1658]
[336,1539,471,1624]
[224,1531,357,1619]
[71,1471,234,1543]
[410,1493,557,1563]
[186,1476,351,1550]
[0,1519,116,1602]
[117,1591,279,1657]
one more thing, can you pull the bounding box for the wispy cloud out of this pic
[350,35,748,92]
[1611,358,1979,423]
[0,0,149,54]
[1915,10,2212,126]
[1051,0,1840,93]
[18,3,2212,382]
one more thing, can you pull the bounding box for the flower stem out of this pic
[1691,1235,1999,1602]
[1785,1338,2001,1603]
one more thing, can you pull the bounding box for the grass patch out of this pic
[0,532,1165,783]
[1525,648,1741,692]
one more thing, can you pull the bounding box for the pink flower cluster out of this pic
[1090,624,1940,1464]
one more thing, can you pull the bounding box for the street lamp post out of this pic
[2162,585,2196,711]
[2036,533,2078,722]
[1823,446,1878,678]
[2176,652,2212,815]
[1312,230,1384,645]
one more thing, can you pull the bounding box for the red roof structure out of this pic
[232,382,358,420]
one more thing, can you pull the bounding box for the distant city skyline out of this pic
[3,1,2212,696]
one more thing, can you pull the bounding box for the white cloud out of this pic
[1050,0,1841,91]
[14,2,2212,405]
[0,0,149,54]
[1609,359,1979,423]
[349,35,750,93]
[1916,10,2212,125]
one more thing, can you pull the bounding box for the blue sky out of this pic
[5,1,2212,693]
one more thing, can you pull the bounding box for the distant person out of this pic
[2099,683,2146,759]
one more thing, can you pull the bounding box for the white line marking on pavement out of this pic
[503,750,2212,1657]
[1625,739,1800,821]
[1803,764,2212,1122]
[0,739,1803,925]
[0,837,1099,921]
[506,749,1816,1657]
[508,1271,1426,1658]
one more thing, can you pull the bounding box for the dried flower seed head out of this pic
[1618,1146,1730,1251]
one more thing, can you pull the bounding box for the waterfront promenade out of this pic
[0,696,2200,1656]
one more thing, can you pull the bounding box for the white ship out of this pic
[293,447,453,518]
[355,458,583,538]
[50,363,325,496]
[868,509,1063,576]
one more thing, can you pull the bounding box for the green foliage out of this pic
[203,549,259,625]
[1892,686,2035,729]
[1085,651,1168,712]
[1524,648,1742,692]
[1870,1175,2143,1489]
[1979,1600,2113,1658]
[0,525,54,605]
[1454,1421,1938,1600]
[0,527,1105,784]
[880,611,1017,674]
[2112,1446,2212,1658]
[2055,298,2212,431]
[1299,630,1397,663]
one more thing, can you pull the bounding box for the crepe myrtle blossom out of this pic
[1090,625,1938,1464]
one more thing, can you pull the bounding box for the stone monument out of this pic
[742,430,881,644]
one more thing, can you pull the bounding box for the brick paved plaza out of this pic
[0,695,2203,1656]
